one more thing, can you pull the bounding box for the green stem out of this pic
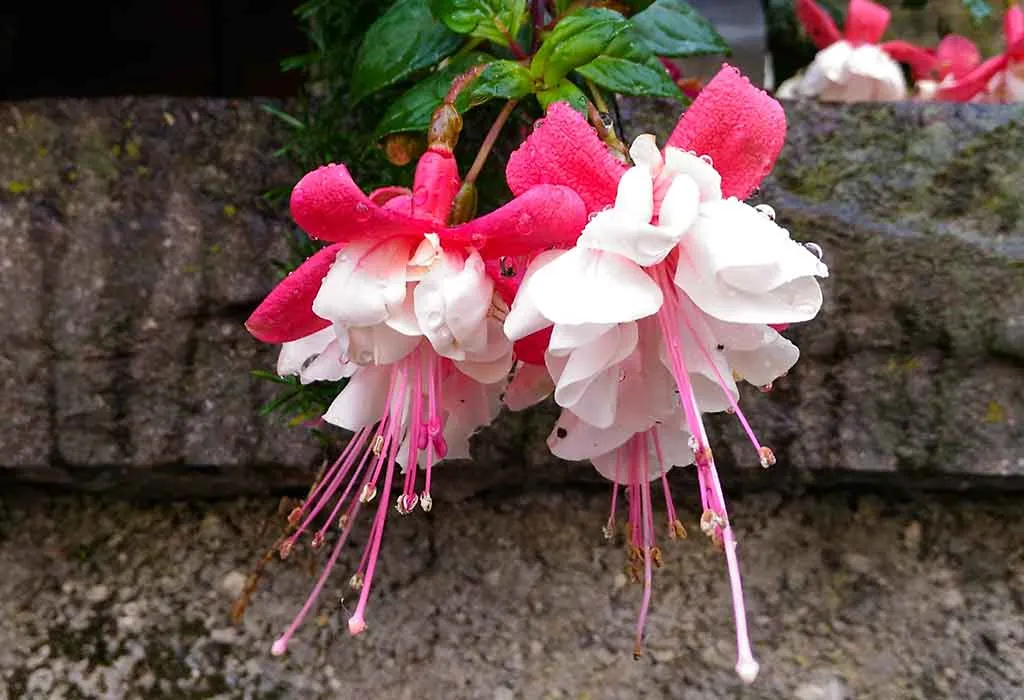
[465,100,518,186]
[453,37,484,60]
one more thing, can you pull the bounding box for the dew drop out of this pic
[471,232,486,247]
[803,241,824,260]
[426,310,444,329]
[754,204,776,221]
[699,154,714,166]
[516,213,533,235]
[617,368,627,382]
[412,186,429,207]
[353,202,371,222]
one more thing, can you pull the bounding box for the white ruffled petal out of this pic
[726,328,799,388]
[675,198,827,324]
[503,250,565,341]
[590,422,694,484]
[384,282,422,336]
[312,238,412,326]
[657,174,700,238]
[322,365,390,430]
[548,322,638,411]
[628,133,663,170]
[546,410,634,461]
[504,362,553,411]
[662,148,722,202]
[530,248,663,325]
[276,326,335,377]
[456,318,514,384]
[347,324,421,365]
[548,322,616,354]
[613,164,654,224]
[300,339,354,384]
[415,250,493,359]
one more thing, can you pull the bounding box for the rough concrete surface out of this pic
[2,483,1023,699]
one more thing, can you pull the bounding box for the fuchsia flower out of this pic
[778,0,916,101]
[927,4,1024,103]
[246,145,587,653]
[504,65,828,682]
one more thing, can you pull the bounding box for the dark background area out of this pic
[0,0,307,98]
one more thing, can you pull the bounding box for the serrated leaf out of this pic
[350,0,463,103]
[961,0,991,22]
[375,53,493,138]
[531,8,630,87]
[629,0,729,57]
[461,59,534,106]
[430,0,528,46]
[537,79,589,114]
[576,56,683,100]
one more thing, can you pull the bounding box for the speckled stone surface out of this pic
[2,485,1023,699]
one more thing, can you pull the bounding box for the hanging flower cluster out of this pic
[779,0,1024,104]
[245,64,827,684]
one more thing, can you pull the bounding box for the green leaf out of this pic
[375,53,493,138]
[350,0,463,103]
[531,8,630,88]
[460,59,534,106]
[961,0,991,22]
[537,79,589,114]
[430,0,528,46]
[576,56,683,100]
[629,0,729,57]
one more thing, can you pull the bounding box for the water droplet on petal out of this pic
[470,232,486,248]
[803,241,824,260]
[516,213,533,235]
[759,382,773,393]
[353,202,371,222]
[699,154,714,166]
[617,368,627,382]
[426,310,444,329]
[754,204,776,221]
[413,187,429,207]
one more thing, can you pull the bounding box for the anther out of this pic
[420,492,433,512]
[758,446,777,469]
[278,540,293,560]
[360,484,377,503]
[371,435,385,456]
[311,532,325,550]
[669,519,687,540]
[602,519,616,541]
[338,513,349,530]
[287,507,303,527]
[349,573,364,591]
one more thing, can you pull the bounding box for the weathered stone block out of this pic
[0,98,1021,495]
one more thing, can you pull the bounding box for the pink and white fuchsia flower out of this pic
[246,145,587,652]
[777,0,914,102]
[503,66,828,682]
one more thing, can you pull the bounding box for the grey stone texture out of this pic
[1,486,1022,699]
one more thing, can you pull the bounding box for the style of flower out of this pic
[924,4,1024,103]
[776,0,917,102]
[246,144,587,653]
[503,65,828,682]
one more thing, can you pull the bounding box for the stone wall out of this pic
[2,98,1021,496]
